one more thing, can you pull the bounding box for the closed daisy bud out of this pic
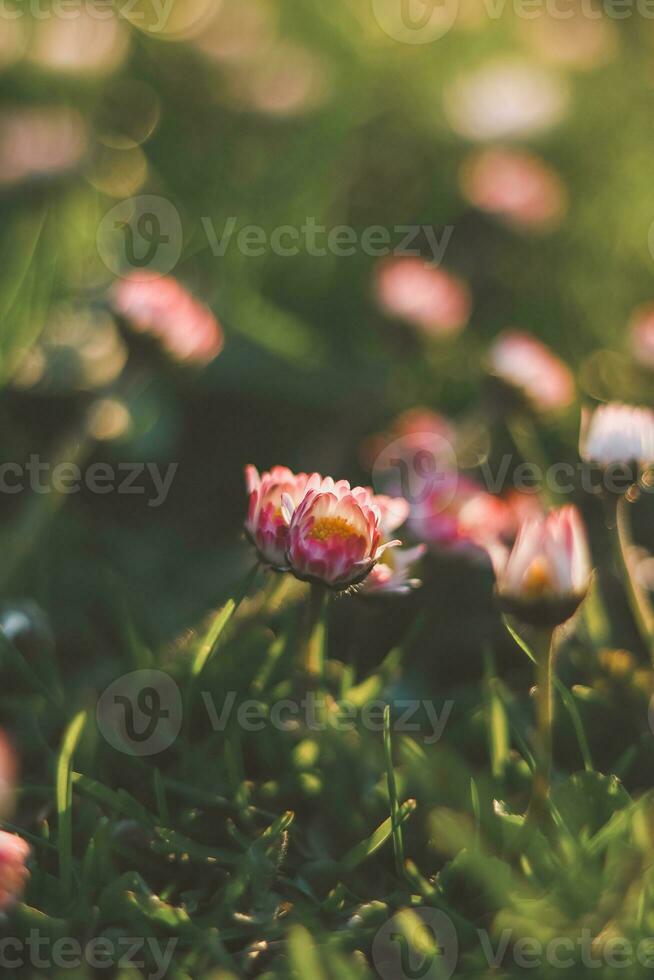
[284,482,400,590]
[0,831,30,909]
[495,505,591,627]
[244,465,326,570]
[580,402,654,471]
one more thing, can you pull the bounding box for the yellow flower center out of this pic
[310,516,360,542]
[523,558,552,596]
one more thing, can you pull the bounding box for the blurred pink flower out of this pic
[26,9,129,76]
[195,0,275,63]
[244,466,327,570]
[361,544,426,596]
[375,258,471,338]
[0,107,87,186]
[489,331,575,412]
[229,42,329,116]
[111,272,223,366]
[495,505,591,626]
[362,408,456,471]
[0,831,30,910]
[284,482,399,590]
[372,494,410,538]
[518,12,617,71]
[630,305,654,370]
[408,473,510,559]
[460,147,566,232]
[503,489,545,535]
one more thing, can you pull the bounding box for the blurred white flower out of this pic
[445,60,568,141]
[580,403,654,468]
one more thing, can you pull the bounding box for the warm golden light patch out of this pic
[523,558,553,596]
[310,516,361,542]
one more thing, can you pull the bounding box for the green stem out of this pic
[383,704,405,880]
[614,495,654,664]
[505,412,554,506]
[528,628,555,822]
[303,583,328,679]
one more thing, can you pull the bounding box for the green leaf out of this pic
[339,799,416,873]
[56,711,87,899]
[288,925,327,980]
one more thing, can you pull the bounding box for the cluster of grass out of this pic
[2,550,654,978]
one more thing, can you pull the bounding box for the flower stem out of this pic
[614,494,654,664]
[528,628,555,823]
[303,582,328,679]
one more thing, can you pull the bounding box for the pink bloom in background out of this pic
[0,831,30,910]
[375,258,471,338]
[518,12,617,72]
[372,494,410,538]
[630,305,654,370]
[460,147,566,232]
[494,505,591,624]
[580,402,654,467]
[363,407,456,473]
[359,492,422,595]
[361,544,426,596]
[284,482,400,589]
[244,465,327,569]
[111,272,223,366]
[407,473,509,559]
[0,106,87,187]
[489,330,575,412]
[503,489,544,536]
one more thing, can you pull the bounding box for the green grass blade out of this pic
[339,798,416,873]
[383,704,405,879]
[56,711,87,899]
